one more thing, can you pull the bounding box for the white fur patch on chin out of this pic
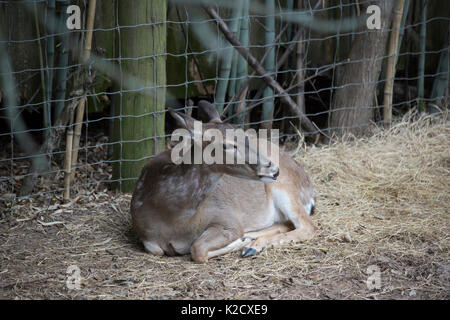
[260,176,276,183]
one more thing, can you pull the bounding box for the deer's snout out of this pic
[272,165,279,178]
[258,161,279,182]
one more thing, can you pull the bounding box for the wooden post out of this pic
[112,0,167,192]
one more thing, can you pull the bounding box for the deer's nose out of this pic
[274,168,279,178]
[272,165,279,178]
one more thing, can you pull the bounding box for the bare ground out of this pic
[0,114,449,299]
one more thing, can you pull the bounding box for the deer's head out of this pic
[169,100,279,182]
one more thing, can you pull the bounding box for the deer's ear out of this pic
[198,100,222,124]
[169,108,197,131]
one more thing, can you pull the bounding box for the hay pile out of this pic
[294,114,449,298]
[0,114,448,299]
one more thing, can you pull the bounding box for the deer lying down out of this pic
[130,100,317,263]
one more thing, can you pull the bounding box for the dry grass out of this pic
[0,114,449,300]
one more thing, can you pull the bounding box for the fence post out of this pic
[112,0,167,192]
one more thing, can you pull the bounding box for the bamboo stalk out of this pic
[63,109,75,201]
[284,0,295,114]
[69,0,97,184]
[82,0,96,62]
[285,0,294,41]
[54,0,70,120]
[295,0,305,117]
[430,23,450,111]
[262,0,276,129]
[378,0,409,104]
[215,4,243,114]
[396,0,410,67]
[69,96,86,183]
[45,0,56,129]
[227,11,242,118]
[417,0,427,113]
[235,0,249,125]
[350,1,357,43]
[33,2,49,133]
[286,0,305,134]
[176,7,210,100]
[383,0,405,126]
[325,0,333,64]
[204,5,316,133]
[355,0,360,16]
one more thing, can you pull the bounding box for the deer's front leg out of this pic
[242,213,317,257]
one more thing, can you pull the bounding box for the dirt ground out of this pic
[0,115,449,299]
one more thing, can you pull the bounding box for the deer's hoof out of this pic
[242,245,266,257]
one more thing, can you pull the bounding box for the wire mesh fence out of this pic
[0,0,449,200]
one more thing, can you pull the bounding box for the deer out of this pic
[130,100,318,263]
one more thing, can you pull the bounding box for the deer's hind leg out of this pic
[190,224,245,263]
[142,240,164,256]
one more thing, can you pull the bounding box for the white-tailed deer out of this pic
[130,100,317,263]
